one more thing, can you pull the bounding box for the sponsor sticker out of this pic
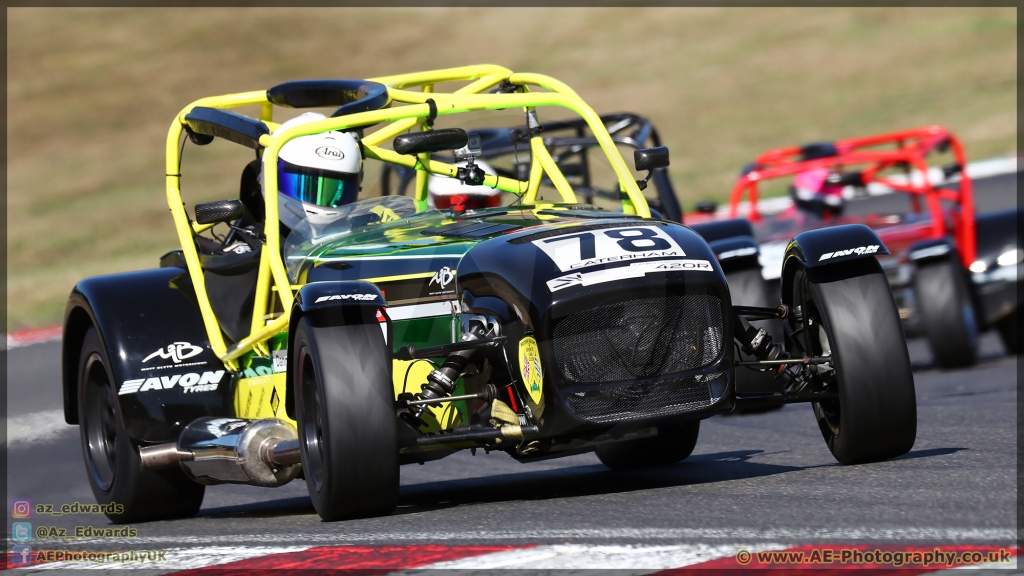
[546,259,714,292]
[819,245,880,261]
[518,337,543,405]
[272,349,287,373]
[533,226,684,272]
[313,293,377,303]
[429,266,456,295]
[118,370,225,395]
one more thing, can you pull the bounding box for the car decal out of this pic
[547,259,713,292]
[533,225,685,272]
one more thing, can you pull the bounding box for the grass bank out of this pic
[7,7,1016,328]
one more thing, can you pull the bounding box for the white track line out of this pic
[85,526,1016,547]
[5,409,75,448]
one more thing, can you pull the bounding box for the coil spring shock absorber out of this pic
[413,315,499,418]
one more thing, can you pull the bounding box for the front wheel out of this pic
[914,258,979,368]
[789,259,916,464]
[77,327,204,523]
[293,316,398,521]
[596,421,700,470]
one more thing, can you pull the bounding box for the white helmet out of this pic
[427,159,501,210]
[263,112,362,229]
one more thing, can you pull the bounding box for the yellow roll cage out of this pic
[165,64,652,370]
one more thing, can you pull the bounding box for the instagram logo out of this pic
[11,500,31,518]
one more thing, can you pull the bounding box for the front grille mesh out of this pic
[564,372,729,424]
[552,293,724,384]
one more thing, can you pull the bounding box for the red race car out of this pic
[687,126,1019,370]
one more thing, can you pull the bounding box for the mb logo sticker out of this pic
[430,267,455,290]
[142,342,203,365]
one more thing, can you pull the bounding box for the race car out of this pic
[379,112,684,222]
[61,65,917,524]
[686,126,1020,369]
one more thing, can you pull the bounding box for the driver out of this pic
[427,159,501,211]
[791,166,845,219]
[262,112,363,231]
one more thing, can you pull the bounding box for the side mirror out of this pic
[634,146,670,172]
[195,200,244,225]
[393,128,469,155]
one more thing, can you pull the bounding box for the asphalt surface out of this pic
[6,173,1018,552]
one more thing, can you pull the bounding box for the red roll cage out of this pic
[728,126,975,265]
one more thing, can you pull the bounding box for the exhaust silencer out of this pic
[139,417,300,487]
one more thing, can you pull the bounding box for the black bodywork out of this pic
[62,202,890,459]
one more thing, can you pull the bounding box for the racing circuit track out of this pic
[5,173,1018,571]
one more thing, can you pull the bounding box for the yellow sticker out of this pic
[518,336,544,405]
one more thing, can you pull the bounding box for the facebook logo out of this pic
[12,522,32,542]
[11,545,32,565]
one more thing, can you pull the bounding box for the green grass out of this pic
[7,7,1016,329]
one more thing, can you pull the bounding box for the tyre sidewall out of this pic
[805,263,917,464]
[294,316,399,521]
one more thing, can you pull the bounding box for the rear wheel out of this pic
[293,316,398,521]
[726,267,784,413]
[78,327,204,523]
[914,258,979,368]
[596,421,700,470]
[789,260,916,464]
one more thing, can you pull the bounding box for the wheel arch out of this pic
[781,224,890,309]
[62,293,101,425]
[60,268,232,443]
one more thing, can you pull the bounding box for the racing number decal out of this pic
[533,226,684,272]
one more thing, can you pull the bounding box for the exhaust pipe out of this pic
[139,417,301,487]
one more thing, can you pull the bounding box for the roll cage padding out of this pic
[266,79,391,118]
[184,107,271,150]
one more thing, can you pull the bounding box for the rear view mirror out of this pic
[195,200,244,225]
[393,128,469,155]
[634,146,670,172]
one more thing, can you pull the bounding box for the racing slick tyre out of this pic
[995,307,1020,355]
[791,260,916,465]
[77,327,205,523]
[726,268,784,413]
[596,421,700,470]
[913,258,979,368]
[293,316,399,521]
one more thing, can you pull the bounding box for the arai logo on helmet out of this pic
[315,146,344,161]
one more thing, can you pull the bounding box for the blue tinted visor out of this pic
[278,159,359,208]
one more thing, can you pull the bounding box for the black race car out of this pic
[61,66,917,523]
